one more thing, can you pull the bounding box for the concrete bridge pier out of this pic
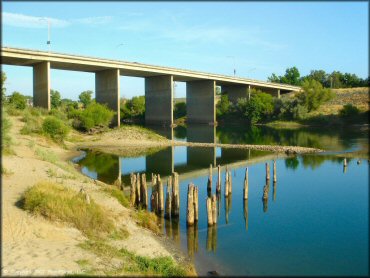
[95,69,120,127]
[33,62,50,110]
[221,84,248,104]
[186,80,216,124]
[145,75,173,126]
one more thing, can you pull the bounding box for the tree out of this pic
[301,70,329,87]
[79,90,93,108]
[174,102,186,119]
[298,79,334,112]
[281,67,301,85]
[9,91,27,109]
[50,89,61,109]
[267,73,281,83]
[237,91,274,124]
[216,94,231,116]
[73,103,114,131]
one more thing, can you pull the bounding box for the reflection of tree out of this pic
[301,154,327,170]
[285,157,299,170]
[174,126,186,139]
[79,151,118,174]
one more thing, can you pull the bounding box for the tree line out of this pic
[268,67,369,88]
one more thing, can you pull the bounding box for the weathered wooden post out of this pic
[273,181,277,201]
[343,158,347,167]
[216,165,221,193]
[158,178,164,212]
[262,183,269,213]
[171,172,180,217]
[165,178,172,219]
[211,194,217,225]
[206,196,213,226]
[228,170,232,195]
[141,173,148,208]
[244,198,248,231]
[357,159,361,165]
[216,192,221,216]
[224,168,229,197]
[136,173,141,205]
[130,173,136,206]
[266,163,270,181]
[187,183,195,226]
[207,164,213,194]
[194,186,199,222]
[273,160,277,183]
[244,167,249,200]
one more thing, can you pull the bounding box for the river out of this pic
[74,124,369,276]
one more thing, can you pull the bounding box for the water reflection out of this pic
[186,223,199,257]
[206,225,217,252]
[243,199,249,231]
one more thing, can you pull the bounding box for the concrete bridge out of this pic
[1,47,301,126]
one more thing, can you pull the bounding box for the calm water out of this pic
[75,125,369,276]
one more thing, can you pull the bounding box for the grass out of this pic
[20,181,115,239]
[135,209,161,234]
[102,186,130,208]
[117,125,166,141]
[2,166,14,176]
[78,239,187,276]
[265,120,305,129]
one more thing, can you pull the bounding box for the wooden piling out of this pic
[262,184,269,200]
[165,178,172,219]
[171,172,180,217]
[136,173,141,205]
[130,173,136,206]
[343,158,347,167]
[207,197,213,226]
[273,160,277,183]
[187,183,195,226]
[224,169,229,197]
[141,173,148,208]
[211,194,217,225]
[228,170,232,195]
[244,167,249,200]
[158,179,164,212]
[266,163,270,181]
[207,164,213,193]
[244,198,248,231]
[193,186,199,222]
[216,165,221,193]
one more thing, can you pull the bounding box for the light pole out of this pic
[39,17,51,52]
[227,56,236,76]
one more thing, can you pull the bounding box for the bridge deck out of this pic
[1,46,300,93]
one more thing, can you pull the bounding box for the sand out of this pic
[1,116,191,276]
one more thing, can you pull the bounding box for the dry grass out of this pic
[135,210,161,234]
[20,181,114,239]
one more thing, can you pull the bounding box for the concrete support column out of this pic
[277,89,281,99]
[145,75,173,126]
[186,80,216,124]
[221,84,248,104]
[248,85,251,100]
[33,62,50,110]
[95,69,120,127]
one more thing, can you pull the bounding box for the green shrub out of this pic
[237,92,274,124]
[8,91,27,110]
[49,108,68,122]
[42,116,70,142]
[50,90,62,109]
[173,102,186,119]
[1,110,13,154]
[216,94,231,117]
[21,111,43,135]
[73,103,114,131]
[79,90,93,108]
[339,104,360,118]
[298,79,334,112]
[120,96,145,120]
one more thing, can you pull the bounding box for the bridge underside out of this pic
[2,48,299,127]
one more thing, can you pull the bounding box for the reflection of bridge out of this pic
[2,47,300,126]
[93,125,285,185]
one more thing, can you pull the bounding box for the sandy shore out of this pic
[1,117,194,276]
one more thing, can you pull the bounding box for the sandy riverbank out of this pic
[1,116,195,276]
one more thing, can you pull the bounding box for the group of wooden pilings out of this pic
[130,172,148,208]
[261,160,278,212]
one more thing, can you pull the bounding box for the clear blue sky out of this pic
[2,1,368,100]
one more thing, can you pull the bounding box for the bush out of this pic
[79,90,93,108]
[21,111,43,135]
[216,94,231,117]
[298,79,334,112]
[237,92,274,124]
[121,96,145,120]
[1,110,13,154]
[8,91,27,110]
[50,90,62,109]
[174,102,186,119]
[274,98,307,120]
[339,104,360,118]
[42,116,70,142]
[74,103,114,131]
